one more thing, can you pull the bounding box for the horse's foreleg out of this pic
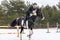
[27,29,33,38]
[26,20,33,38]
[27,29,33,40]
[29,29,33,36]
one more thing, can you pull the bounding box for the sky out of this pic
[23,0,59,7]
[0,0,3,4]
[0,0,59,7]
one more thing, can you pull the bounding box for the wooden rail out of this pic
[0,26,20,27]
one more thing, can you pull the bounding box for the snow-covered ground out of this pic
[0,28,60,40]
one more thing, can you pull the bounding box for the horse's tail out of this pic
[10,19,17,27]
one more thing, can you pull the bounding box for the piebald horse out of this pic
[9,9,45,40]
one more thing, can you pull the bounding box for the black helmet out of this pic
[33,3,37,5]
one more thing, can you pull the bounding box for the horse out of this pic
[9,8,45,39]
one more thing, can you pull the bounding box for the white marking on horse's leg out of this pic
[27,29,33,40]
[21,20,24,26]
[26,20,28,29]
[20,33,22,40]
[29,29,33,35]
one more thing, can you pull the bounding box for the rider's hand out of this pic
[41,17,45,20]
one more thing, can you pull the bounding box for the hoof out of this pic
[27,34,31,38]
[22,32,25,34]
[20,38,22,40]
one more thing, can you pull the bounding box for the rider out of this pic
[25,3,45,25]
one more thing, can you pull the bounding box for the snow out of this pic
[0,28,60,40]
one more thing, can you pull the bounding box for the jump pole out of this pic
[47,22,50,33]
[0,32,17,34]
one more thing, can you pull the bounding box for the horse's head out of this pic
[37,9,45,20]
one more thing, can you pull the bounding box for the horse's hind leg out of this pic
[20,26,24,40]
[20,26,24,33]
[20,19,25,33]
[20,20,24,40]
